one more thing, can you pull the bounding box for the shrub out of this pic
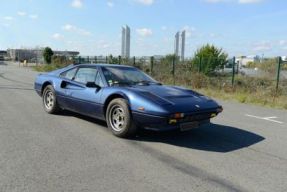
[191,44,228,75]
[43,47,54,64]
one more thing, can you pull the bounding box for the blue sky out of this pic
[0,0,286,57]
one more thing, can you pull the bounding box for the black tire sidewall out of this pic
[106,98,136,138]
[42,85,59,114]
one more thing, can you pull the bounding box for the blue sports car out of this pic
[34,64,223,138]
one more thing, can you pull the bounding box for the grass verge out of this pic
[32,63,287,110]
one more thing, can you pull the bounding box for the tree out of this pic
[43,47,54,64]
[192,44,228,75]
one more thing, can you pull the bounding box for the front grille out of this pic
[182,113,213,122]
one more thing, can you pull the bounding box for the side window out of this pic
[60,67,78,80]
[95,72,104,87]
[74,67,98,84]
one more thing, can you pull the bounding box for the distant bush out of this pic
[43,47,54,64]
[52,55,73,66]
[191,44,228,75]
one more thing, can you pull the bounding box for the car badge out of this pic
[195,105,200,108]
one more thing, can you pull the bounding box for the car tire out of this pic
[106,98,137,138]
[42,85,61,114]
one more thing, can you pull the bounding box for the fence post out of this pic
[232,56,236,87]
[236,60,239,74]
[172,56,175,85]
[276,56,282,92]
[72,56,75,64]
[118,56,121,64]
[133,56,136,66]
[150,56,154,76]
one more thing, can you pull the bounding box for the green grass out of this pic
[196,87,287,110]
[32,63,69,72]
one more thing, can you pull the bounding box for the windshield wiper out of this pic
[110,81,132,86]
[134,80,162,85]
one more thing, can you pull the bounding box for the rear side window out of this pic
[60,67,78,80]
[74,67,98,84]
[95,72,104,87]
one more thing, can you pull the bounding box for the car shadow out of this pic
[133,124,265,153]
[59,110,108,127]
[57,111,265,153]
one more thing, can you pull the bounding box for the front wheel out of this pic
[106,98,137,138]
[42,85,61,114]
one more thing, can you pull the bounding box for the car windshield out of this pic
[102,66,159,86]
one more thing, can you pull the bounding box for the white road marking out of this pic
[245,114,284,124]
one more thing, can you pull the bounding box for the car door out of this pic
[57,67,78,109]
[63,67,104,118]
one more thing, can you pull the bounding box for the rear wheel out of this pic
[106,98,137,138]
[42,85,61,114]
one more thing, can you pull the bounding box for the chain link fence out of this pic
[70,55,287,97]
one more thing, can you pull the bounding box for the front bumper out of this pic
[132,111,214,131]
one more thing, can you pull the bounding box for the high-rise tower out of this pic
[121,25,130,58]
[180,30,185,61]
[174,32,180,57]
[174,30,186,61]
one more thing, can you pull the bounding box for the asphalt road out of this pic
[0,61,287,192]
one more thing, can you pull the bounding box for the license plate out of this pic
[180,121,199,131]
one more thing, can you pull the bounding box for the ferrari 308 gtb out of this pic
[34,64,223,138]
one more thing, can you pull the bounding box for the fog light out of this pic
[169,119,177,124]
[211,113,217,118]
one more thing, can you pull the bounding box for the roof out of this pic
[74,63,135,68]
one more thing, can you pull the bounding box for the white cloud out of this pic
[253,41,272,52]
[62,24,76,31]
[136,0,154,5]
[3,16,14,20]
[136,28,153,37]
[29,14,38,19]
[279,40,287,50]
[279,40,287,46]
[204,0,263,4]
[238,0,263,3]
[161,26,167,31]
[71,0,83,8]
[1,23,11,27]
[107,1,114,7]
[182,25,196,38]
[100,41,111,49]
[52,33,64,40]
[62,24,92,36]
[17,11,27,16]
[204,0,230,3]
[209,33,221,38]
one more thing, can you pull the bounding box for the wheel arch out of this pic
[103,92,130,118]
[41,81,53,96]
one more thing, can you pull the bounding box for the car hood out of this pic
[128,85,220,113]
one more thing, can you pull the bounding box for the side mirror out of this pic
[86,82,101,90]
[60,80,67,88]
